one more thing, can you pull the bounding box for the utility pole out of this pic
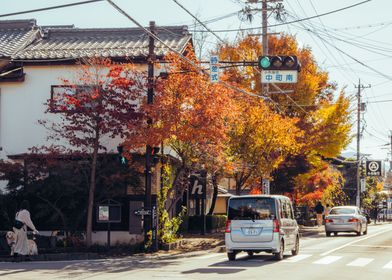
[262,0,268,56]
[145,21,158,252]
[355,80,371,208]
[390,131,392,172]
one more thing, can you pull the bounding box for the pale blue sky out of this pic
[2,0,392,162]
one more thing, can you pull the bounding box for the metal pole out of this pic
[390,132,392,172]
[145,21,157,252]
[356,79,361,208]
[262,0,268,95]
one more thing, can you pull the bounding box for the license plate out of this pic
[244,228,260,235]
[334,219,343,224]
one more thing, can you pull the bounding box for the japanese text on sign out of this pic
[210,55,219,83]
[261,70,298,84]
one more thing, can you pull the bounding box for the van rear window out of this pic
[228,197,276,220]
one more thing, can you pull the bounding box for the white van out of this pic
[225,195,299,261]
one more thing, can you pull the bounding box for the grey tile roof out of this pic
[0,19,40,58]
[12,25,192,60]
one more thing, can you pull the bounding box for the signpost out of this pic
[261,70,298,84]
[189,170,207,235]
[366,160,383,176]
[210,55,219,83]
[262,179,270,195]
[96,199,121,248]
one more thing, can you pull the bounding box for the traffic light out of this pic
[117,145,128,165]
[258,55,300,71]
[151,147,160,165]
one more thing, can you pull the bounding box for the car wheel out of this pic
[291,236,299,256]
[326,231,331,237]
[247,251,254,257]
[334,232,338,236]
[363,225,368,235]
[274,240,284,261]
[227,252,236,261]
[356,225,362,236]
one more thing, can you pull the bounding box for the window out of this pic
[280,200,293,219]
[330,207,356,215]
[50,85,99,112]
[228,198,276,220]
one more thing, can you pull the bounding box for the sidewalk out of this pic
[0,227,325,262]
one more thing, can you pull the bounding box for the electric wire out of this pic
[104,0,275,109]
[0,0,104,18]
[191,0,371,33]
[171,0,291,114]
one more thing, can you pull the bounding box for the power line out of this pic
[172,0,225,44]
[171,0,289,114]
[300,26,392,81]
[192,0,371,33]
[104,0,274,106]
[0,0,104,18]
[367,99,392,104]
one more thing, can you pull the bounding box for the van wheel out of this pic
[274,240,284,261]
[227,252,236,261]
[247,251,254,257]
[291,236,299,256]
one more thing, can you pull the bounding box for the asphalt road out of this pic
[1,223,392,280]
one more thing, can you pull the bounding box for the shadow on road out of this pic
[0,257,178,278]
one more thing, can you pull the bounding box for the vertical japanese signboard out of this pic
[210,55,219,83]
[262,179,270,195]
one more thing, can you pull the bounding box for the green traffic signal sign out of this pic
[121,156,127,165]
[258,55,300,71]
[259,56,271,69]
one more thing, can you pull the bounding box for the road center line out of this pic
[350,245,392,249]
[320,226,392,256]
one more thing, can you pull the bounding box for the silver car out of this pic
[324,206,368,237]
[225,195,299,261]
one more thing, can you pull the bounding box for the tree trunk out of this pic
[208,174,219,215]
[167,167,186,214]
[86,131,99,247]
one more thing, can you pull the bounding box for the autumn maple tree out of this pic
[219,34,352,200]
[122,47,238,211]
[38,58,145,247]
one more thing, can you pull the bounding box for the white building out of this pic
[0,19,192,245]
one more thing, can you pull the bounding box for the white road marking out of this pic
[283,254,312,263]
[313,256,342,265]
[320,226,392,256]
[383,260,392,269]
[350,245,392,249]
[347,258,374,267]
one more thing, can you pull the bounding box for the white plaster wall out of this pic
[0,64,152,159]
[1,65,80,158]
[37,231,143,246]
[91,231,143,246]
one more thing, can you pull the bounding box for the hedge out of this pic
[182,215,227,233]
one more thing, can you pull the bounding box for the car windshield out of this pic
[228,197,276,220]
[329,208,356,215]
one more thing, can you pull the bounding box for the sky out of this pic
[2,0,392,164]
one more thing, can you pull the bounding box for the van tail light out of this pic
[325,219,333,223]
[273,219,280,233]
[225,220,231,233]
[348,218,359,223]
